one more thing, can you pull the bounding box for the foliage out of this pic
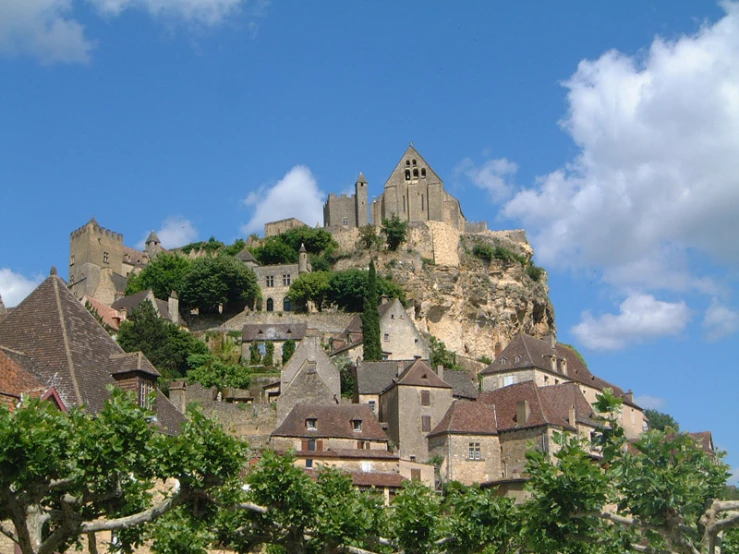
[186,353,251,390]
[286,271,331,312]
[117,300,208,379]
[334,355,355,398]
[179,236,226,255]
[0,388,247,554]
[250,236,299,265]
[222,238,247,257]
[327,268,406,312]
[279,226,338,255]
[390,480,442,553]
[381,215,409,251]
[358,225,382,250]
[429,336,459,370]
[263,341,275,368]
[472,243,527,266]
[309,252,332,272]
[282,339,296,365]
[180,255,260,314]
[477,355,493,365]
[362,260,382,361]
[249,342,262,365]
[525,262,544,282]
[645,408,680,432]
[125,252,193,299]
[249,227,338,267]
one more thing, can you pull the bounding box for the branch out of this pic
[709,511,739,535]
[80,487,189,533]
[0,520,18,543]
[713,501,739,513]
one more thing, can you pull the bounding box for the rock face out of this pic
[334,223,555,362]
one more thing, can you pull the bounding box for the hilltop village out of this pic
[0,144,706,505]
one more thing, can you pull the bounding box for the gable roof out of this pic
[82,295,122,331]
[108,352,161,377]
[538,382,599,428]
[394,358,451,389]
[385,144,443,186]
[272,403,388,441]
[112,290,172,322]
[442,370,479,400]
[428,400,498,438]
[235,248,259,264]
[478,381,576,432]
[355,360,413,395]
[243,323,307,342]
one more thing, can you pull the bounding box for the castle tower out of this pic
[69,218,124,302]
[145,231,162,258]
[355,172,368,227]
[298,243,309,274]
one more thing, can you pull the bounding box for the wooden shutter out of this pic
[411,469,421,481]
[421,390,430,406]
[422,415,431,432]
[301,439,309,451]
[317,439,324,451]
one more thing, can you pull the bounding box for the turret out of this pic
[145,231,162,257]
[298,243,309,274]
[355,172,369,227]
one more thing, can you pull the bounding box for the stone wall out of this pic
[220,310,356,337]
[428,432,502,485]
[264,218,308,237]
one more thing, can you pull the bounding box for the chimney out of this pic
[516,400,530,425]
[436,364,444,383]
[119,307,127,322]
[568,405,576,427]
[494,342,502,358]
[545,333,556,348]
[397,360,404,376]
[169,381,187,414]
[380,294,389,305]
[168,291,179,325]
[624,390,634,404]
[114,291,124,303]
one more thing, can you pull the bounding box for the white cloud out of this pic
[0,268,42,308]
[502,4,739,291]
[634,394,665,410]
[702,299,739,341]
[240,165,325,236]
[456,157,518,203]
[572,293,691,351]
[88,0,247,25]
[137,216,198,249]
[0,0,94,63]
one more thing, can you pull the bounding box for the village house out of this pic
[241,322,307,366]
[111,288,181,325]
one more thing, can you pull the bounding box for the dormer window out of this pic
[140,380,154,409]
[306,418,317,430]
[352,419,362,432]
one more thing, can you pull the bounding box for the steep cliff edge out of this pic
[333,223,555,361]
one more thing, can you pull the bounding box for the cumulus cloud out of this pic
[137,216,198,249]
[503,4,739,291]
[0,0,94,63]
[702,299,739,341]
[0,268,42,307]
[89,0,247,25]
[572,293,691,350]
[634,394,665,410]
[456,157,518,203]
[241,165,325,235]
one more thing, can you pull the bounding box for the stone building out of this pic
[241,322,307,366]
[322,173,369,230]
[265,217,309,237]
[111,289,180,325]
[244,244,311,312]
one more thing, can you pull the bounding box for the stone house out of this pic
[0,270,185,434]
[275,331,341,425]
[480,333,646,440]
[330,297,429,362]
[242,244,311,313]
[241,323,307,366]
[111,288,181,325]
[378,358,453,462]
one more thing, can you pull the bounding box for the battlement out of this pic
[70,219,123,243]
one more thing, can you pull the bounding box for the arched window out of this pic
[404,169,411,180]
[266,298,274,312]
[413,168,419,178]
[412,159,417,166]
[283,298,292,312]
[421,168,426,178]
[406,160,410,166]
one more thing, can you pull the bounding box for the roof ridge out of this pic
[53,277,83,407]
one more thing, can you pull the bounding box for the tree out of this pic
[361,260,382,361]
[381,215,409,251]
[117,300,208,379]
[0,389,247,554]
[286,271,331,312]
[250,237,298,266]
[180,255,260,314]
[358,225,381,250]
[429,336,458,370]
[125,253,193,299]
[327,269,406,312]
[279,227,338,255]
[282,339,296,365]
[263,341,275,368]
[645,408,680,432]
[249,342,262,365]
[186,353,251,390]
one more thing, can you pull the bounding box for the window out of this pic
[413,168,419,178]
[140,380,153,409]
[266,275,274,287]
[369,400,376,413]
[306,418,317,430]
[266,298,274,312]
[352,419,362,432]
[283,298,292,312]
[306,459,313,468]
[468,442,481,460]
[412,159,417,166]
[421,415,431,432]
[383,333,389,342]
[421,390,430,406]
[258,342,266,355]
[405,169,411,180]
[406,160,410,166]
[283,274,291,286]
[503,375,515,387]
[421,168,426,178]
[307,439,316,451]
[70,255,75,266]
[342,217,349,226]
[103,251,109,264]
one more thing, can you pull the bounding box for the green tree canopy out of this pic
[249,236,298,265]
[285,271,332,312]
[117,300,208,379]
[282,338,296,365]
[279,226,338,254]
[180,255,260,314]
[186,353,251,390]
[125,252,193,299]
[327,268,406,312]
[381,214,409,251]
[645,408,680,432]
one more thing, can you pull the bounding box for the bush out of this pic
[282,339,296,365]
[327,269,406,312]
[263,341,275,368]
[180,255,260,314]
[381,215,409,251]
[358,225,381,250]
[472,243,527,266]
[526,263,544,282]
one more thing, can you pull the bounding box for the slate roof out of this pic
[428,400,499,438]
[235,248,259,264]
[355,360,413,395]
[108,352,161,377]
[122,246,149,267]
[478,381,576,432]
[392,358,451,390]
[146,231,161,244]
[343,301,396,335]
[688,431,714,454]
[243,323,307,342]
[0,275,185,433]
[272,403,388,441]
[111,273,129,294]
[442,370,479,399]
[112,290,172,321]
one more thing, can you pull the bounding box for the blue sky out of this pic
[1,1,737,478]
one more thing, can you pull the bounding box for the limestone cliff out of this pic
[333,223,555,362]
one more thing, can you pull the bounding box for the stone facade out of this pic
[264,217,308,237]
[323,173,369,230]
[428,432,502,485]
[249,246,310,313]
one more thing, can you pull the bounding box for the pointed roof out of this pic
[272,403,388,441]
[357,172,367,184]
[146,231,160,244]
[299,243,307,253]
[538,382,599,428]
[392,358,451,389]
[235,247,259,264]
[478,381,576,432]
[428,400,498,438]
[384,144,443,188]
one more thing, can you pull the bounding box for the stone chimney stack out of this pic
[119,307,127,322]
[436,363,444,383]
[569,405,576,427]
[545,333,556,348]
[494,342,502,358]
[298,243,308,274]
[397,360,404,376]
[169,381,187,414]
[624,390,634,404]
[516,400,530,425]
[168,291,179,325]
[114,291,124,303]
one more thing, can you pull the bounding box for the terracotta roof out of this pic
[538,382,599,428]
[292,448,398,460]
[0,346,47,399]
[0,275,185,432]
[442,370,479,399]
[392,358,451,390]
[478,381,576,432]
[108,352,161,377]
[272,404,388,441]
[355,360,412,395]
[428,400,498,438]
[350,471,405,488]
[243,323,307,342]
[82,296,121,331]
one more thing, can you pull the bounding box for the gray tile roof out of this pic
[272,403,388,441]
[242,323,307,342]
[355,360,413,395]
[442,370,479,399]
